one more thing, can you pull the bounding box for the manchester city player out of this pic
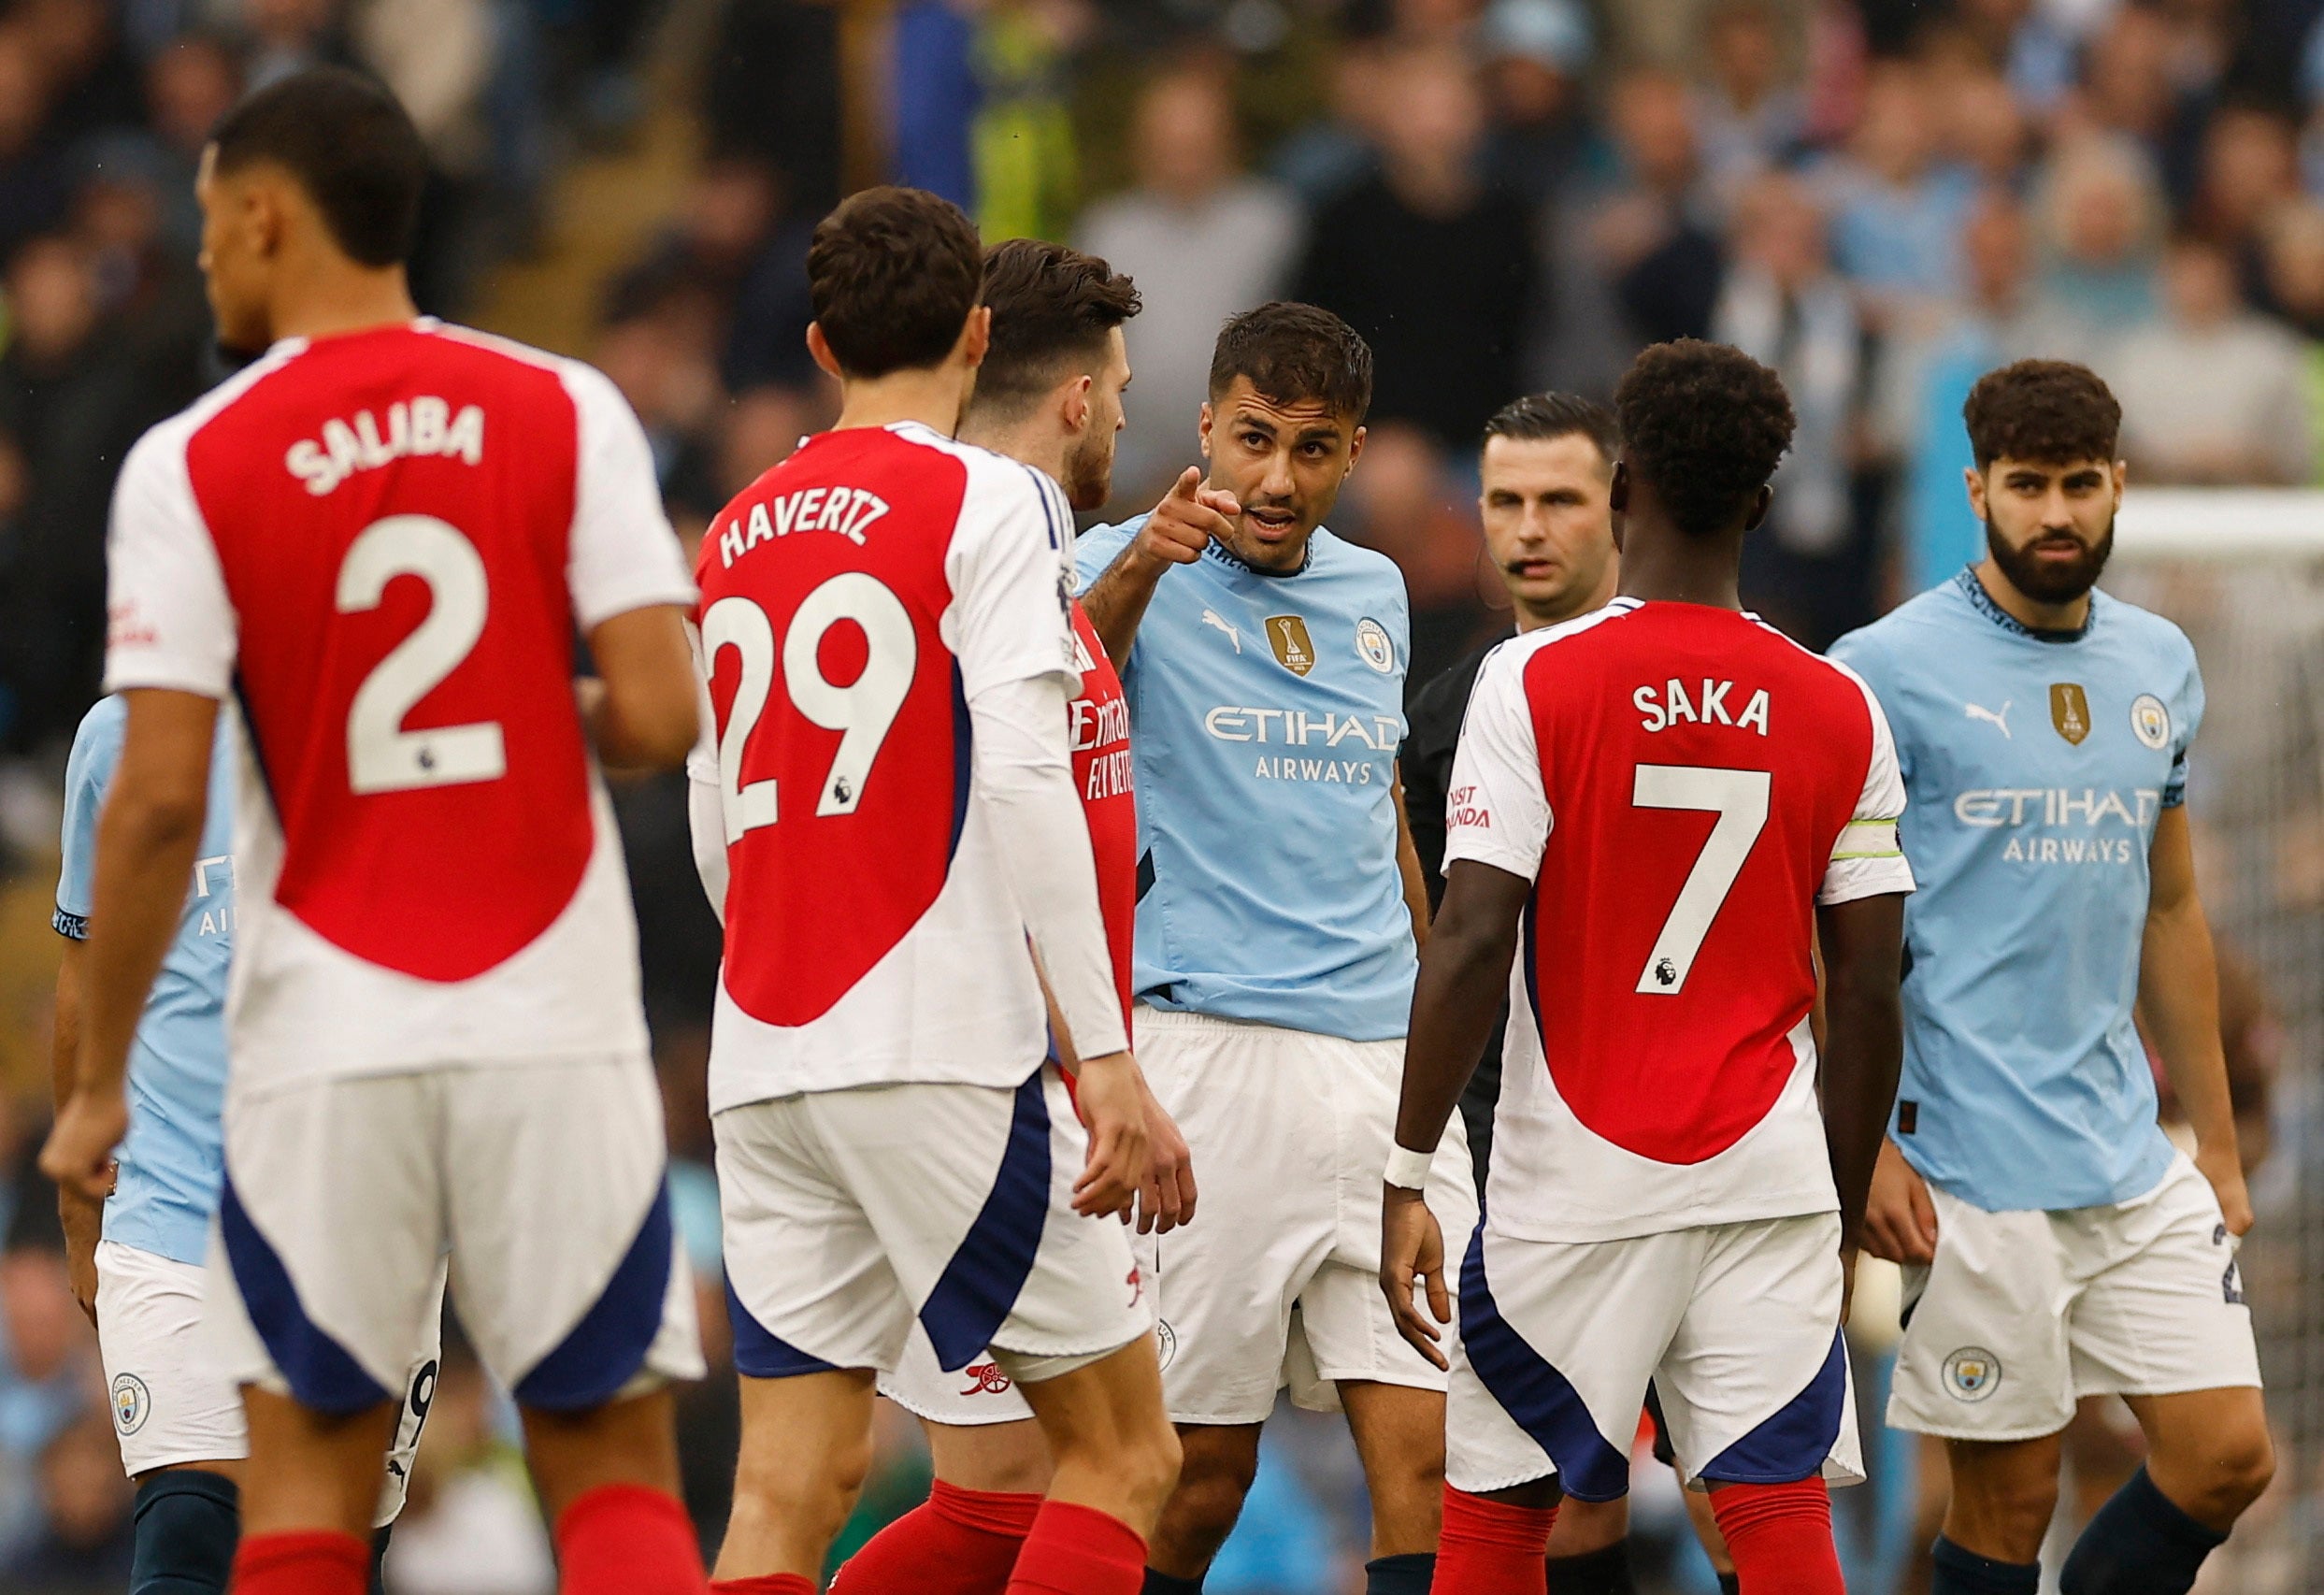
[1831,360,2273,1595]
[52,697,437,1595]
[1075,302,1476,1595]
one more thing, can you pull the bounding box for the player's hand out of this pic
[58,1175,108,1327]
[1380,1186,1451,1371]
[1071,1052,1150,1220]
[1132,1071,1198,1235]
[2197,1138,2255,1237]
[41,1091,128,1205]
[1861,1137,1937,1265]
[1129,468,1238,570]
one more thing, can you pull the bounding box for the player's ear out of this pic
[1607,459,1629,514]
[1061,373,1094,435]
[960,305,992,369]
[805,323,843,381]
[1962,464,1987,519]
[1344,424,1365,473]
[2112,457,2128,500]
[1198,400,1214,460]
[1742,482,1773,534]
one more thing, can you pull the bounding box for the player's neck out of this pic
[264,264,418,344]
[1972,557,2091,634]
[1614,524,1743,611]
[956,412,1068,488]
[834,365,974,438]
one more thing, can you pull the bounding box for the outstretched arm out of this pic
[1815,892,1907,1253]
[1077,468,1238,665]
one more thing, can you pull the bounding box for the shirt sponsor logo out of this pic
[714,484,893,567]
[1448,783,1490,829]
[1951,786,2161,865]
[1355,617,1396,674]
[285,396,485,496]
[1631,678,1772,737]
[1203,707,1401,751]
[2050,683,2091,745]
[1266,614,1318,677]
[2131,693,2171,751]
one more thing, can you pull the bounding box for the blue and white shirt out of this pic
[1829,570,2201,1213]
[54,696,236,1267]
[1073,522,1415,1041]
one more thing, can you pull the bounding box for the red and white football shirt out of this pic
[1069,600,1136,1029]
[102,321,696,1085]
[695,421,1091,1109]
[1444,598,1914,1242]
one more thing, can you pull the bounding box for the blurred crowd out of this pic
[3,0,2324,1589]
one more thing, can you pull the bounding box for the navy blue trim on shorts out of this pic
[1696,1326,1846,1486]
[724,1276,841,1379]
[919,1067,1052,1371]
[512,1178,675,1411]
[218,1174,390,1415]
[1459,1221,1631,1502]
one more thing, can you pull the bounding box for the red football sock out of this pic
[834,1480,1043,1594]
[1431,1486,1557,1595]
[1708,1479,1844,1594]
[554,1482,710,1595]
[1001,1500,1147,1595]
[710,1579,816,1595]
[231,1529,370,1595]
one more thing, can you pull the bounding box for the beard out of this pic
[1062,432,1116,514]
[1985,513,2115,605]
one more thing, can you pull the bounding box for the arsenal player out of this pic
[1382,339,1913,1595]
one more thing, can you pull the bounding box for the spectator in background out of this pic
[1080,66,1299,506]
[2067,1,2209,206]
[1691,0,1806,214]
[1879,191,2092,596]
[2260,202,2324,476]
[0,1151,100,1565]
[2031,133,2166,335]
[137,33,242,255]
[1295,45,1535,450]
[1270,17,1389,207]
[0,25,70,262]
[1815,57,1977,314]
[237,0,346,93]
[1538,65,1724,396]
[0,1411,135,1593]
[889,0,1085,240]
[706,0,842,213]
[1477,0,1593,205]
[2108,232,2313,483]
[1714,171,1876,647]
[2189,102,2301,295]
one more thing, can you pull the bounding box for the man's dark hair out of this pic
[1208,301,1372,422]
[1963,359,2121,470]
[970,239,1141,417]
[1483,392,1621,467]
[1613,339,1795,537]
[808,186,984,380]
[209,66,426,268]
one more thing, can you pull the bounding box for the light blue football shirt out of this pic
[1074,520,1416,1041]
[1829,569,2198,1213]
[54,697,236,1267]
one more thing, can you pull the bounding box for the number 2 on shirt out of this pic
[1632,763,1770,995]
[702,576,916,845]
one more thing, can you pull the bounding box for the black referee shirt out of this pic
[1400,629,1513,1190]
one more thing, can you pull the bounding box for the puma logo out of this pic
[1965,700,2013,740]
[1200,610,1241,652]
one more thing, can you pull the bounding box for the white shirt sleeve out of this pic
[1820,668,1916,905]
[1442,641,1552,883]
[970,670,1128,1063]
[103,424,237,698]
[561,359,697,629]
[945,457,1081,702]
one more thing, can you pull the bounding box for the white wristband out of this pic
[1383,1142,1435,1191]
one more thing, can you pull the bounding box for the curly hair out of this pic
[1962,359,2121,470]
[1613,340,1795,538]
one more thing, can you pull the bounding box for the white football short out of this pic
[1128,1007,1478,1426]
[96,1240,441,1522]
[208,1055,703,1415]
[1449,1213,1862,1499]
[1887,1153,2261,1442]
[880,1323,1033,1427]
[716,1064,1150,1382]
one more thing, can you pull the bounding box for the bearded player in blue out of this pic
[53,697,438,1595]
[1831,361,2272,1595]
[1075,302,1475,1595]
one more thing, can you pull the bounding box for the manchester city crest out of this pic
[2130,694,2172,751]
[1943,1347,2001,1402]
[111,1372,151,1435]
[1355,617,1396,675]
[1155,1320,1178,1371]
